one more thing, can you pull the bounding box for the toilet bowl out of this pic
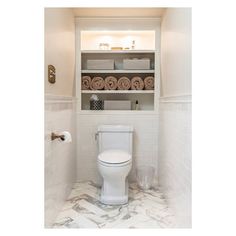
[98,150,132,205]
[96,125,133,205]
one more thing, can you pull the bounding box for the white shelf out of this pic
[82,90,154,94]
[82,70,155,74]
[77,110,158,115]
[81,50,155,54]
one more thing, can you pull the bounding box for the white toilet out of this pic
[96,125,133,205]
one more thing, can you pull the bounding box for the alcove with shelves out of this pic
[76,18,160,113]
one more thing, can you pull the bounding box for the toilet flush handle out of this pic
[95,132,99,141]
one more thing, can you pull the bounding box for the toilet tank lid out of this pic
[98,125,133,132]
[98,150,132,164]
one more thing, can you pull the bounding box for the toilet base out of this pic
[100,195,128,205]
[100,178,129,205]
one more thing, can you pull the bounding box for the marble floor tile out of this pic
[53,181,175,228]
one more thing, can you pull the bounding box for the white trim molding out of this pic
[75,17,161,31]
[45,94,75,104]
[159,94,192,103]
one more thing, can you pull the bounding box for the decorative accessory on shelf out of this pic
[104,76,118,90]
[90,94,99,101]
[135,100,139,110]
[90,94,103,110]
[90,77,105,90]
[99,43,109,50]
[90,100,104,110]
[111,47,123,50]
[144,76,154,90]
[82,76,91,90]
[117,76,131,90]
[131,40,135,50]
[131,76,144,90]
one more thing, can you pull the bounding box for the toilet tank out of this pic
[97,125,133,154]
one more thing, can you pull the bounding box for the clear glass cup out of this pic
[136,165,155,190]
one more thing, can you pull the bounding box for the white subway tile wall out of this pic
[44,96,76,227]
[158,96,191,227]
[76,114,159,186]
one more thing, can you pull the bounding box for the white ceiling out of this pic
[73,8,166,17]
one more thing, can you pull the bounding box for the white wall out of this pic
[159,8,192,228]
[44,96,76,227]
[73,8,165,17]
[44,8,76,227]
[160,8,191,97]
[159,96,191,227]
[45,8,75,96]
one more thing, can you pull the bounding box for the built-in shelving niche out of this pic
[78,28,159,112]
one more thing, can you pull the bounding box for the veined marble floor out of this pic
[53,181,175,228]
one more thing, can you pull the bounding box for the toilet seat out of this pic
[98,149,131,165]
[98,159,132,167]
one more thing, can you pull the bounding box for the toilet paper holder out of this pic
[51,132,65,141]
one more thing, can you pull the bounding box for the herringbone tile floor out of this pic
[53,181,175,228]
